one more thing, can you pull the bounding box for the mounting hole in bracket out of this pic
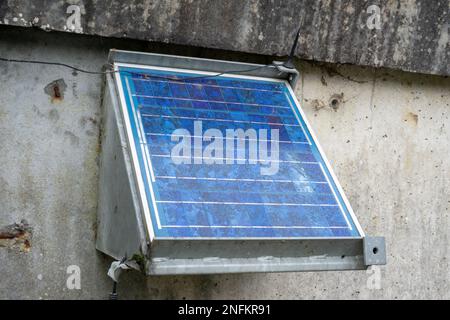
[373,247,378,254]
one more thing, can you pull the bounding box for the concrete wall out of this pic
[1,0,449,76]
[0,27,448,299]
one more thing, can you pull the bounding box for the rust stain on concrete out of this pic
[0,219,32,252]
[44,79,67,103]
[404,111,419,125]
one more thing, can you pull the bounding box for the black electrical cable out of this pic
[108,255,127,301]
[0,56,275,82]
[0,56,113,75]
[282,26,301,69]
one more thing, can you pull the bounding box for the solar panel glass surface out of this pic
[116,65,361,239]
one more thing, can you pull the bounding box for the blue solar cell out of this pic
[117,66,361,238]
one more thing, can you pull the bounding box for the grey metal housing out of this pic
[96,50,386,275]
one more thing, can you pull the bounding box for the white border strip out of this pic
[156,200,338,207]
[113,66,156,240]
[146,132,309,145]
[162,225,348,229]
[284,81,365,237]
[319,163,351,229]
[116,62,287,83]
[133,93,291,109]
[283,91,312,145]
[141,113,299,127]
[124,78,162,229]
[152,154,318,165]
[155,176,328,184]
[132,77,284,93]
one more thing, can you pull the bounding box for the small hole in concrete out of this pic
[329,98,341,111]
[373,247,378,254]
[328,93,344,111]
[341,255,345,259]
[53,84,61,99]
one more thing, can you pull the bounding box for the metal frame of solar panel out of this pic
[96,49,386,275]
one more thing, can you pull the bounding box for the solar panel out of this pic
[115,64,363,240]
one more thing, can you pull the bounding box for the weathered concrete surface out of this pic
[0,0,449,76]
[0,27,449,299]
[0,219,32,252]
